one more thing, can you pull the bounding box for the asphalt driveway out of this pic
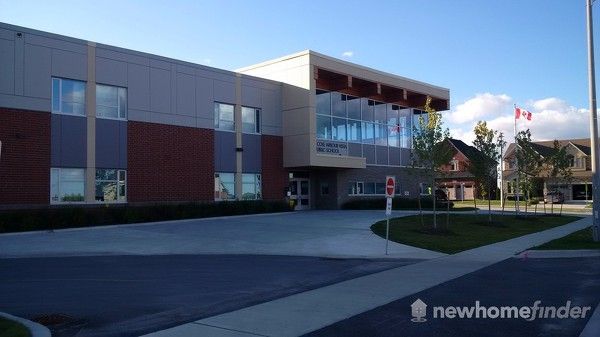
[0,210,445,259]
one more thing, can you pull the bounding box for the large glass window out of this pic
[52,78,86,116]
[214,103,235,131]
[361,98,374,121]
[374,123,388,146]
[332,117,347,141]
[347,119,362,143]
[373,101,387,124]
[95,169,126,202]
[96,84,127,120]
[361,122,375,144]
[347,96,361,120]
[316,90,331,115]
[50,168,85,203]
[242,106,260,134]
[215,173,235,200]
[317,115,332,140]
[331,92,346,117]
[242,173,262,200]
[388,124,400,148]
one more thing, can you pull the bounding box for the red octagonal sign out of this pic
[386,176,395,198]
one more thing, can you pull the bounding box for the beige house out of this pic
[502,139,592,201]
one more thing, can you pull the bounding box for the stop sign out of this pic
[385,176,395,198]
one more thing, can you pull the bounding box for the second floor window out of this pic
[214,103,235,131]
[52,78,86,116]
[97,84,127,120]
[450,159,459,171]
[242,107,261,134]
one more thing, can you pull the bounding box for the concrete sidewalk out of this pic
[142,216,593,337]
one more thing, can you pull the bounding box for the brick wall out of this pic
[0,108,50,205]
[261,135,287,200]
[128,121,214,203]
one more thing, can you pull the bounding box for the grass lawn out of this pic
[0,317,30,337]
[371,214,579,254]
[534,227,600,250]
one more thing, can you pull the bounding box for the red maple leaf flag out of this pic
[515,107,532,121]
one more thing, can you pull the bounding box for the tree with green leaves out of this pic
[412,96,454,230]
[516,129,543,215]
[547,141,573,216]
[469,121,501,223]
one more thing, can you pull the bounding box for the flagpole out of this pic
[514,104,520,216]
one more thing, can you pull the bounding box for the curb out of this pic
[0,312,51,337]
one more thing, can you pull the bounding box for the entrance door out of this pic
[290,178,310,210]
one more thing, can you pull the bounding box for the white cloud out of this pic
[341,51,354,58]
[446,95,591,146]
[446,93,512,124]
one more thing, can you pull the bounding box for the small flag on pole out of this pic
[515,107,532,121]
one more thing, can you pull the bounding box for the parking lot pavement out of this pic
[0,210,445,259]
[304,256,600,337]
[0,254,418,337]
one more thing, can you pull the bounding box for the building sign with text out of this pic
[316,140,348,156]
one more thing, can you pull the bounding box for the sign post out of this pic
[385,176,395,255]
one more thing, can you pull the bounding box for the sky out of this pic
[0,0,597,145]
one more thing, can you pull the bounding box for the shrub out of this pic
[341,196,452,210]
[0,200,292,233]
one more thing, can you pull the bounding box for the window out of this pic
[96,84,127,120]
[242,173,261,200]
[375,182,386,195]
[317,115,332,140]
[364,182,376,194]
[450,159,459,171]
[50,168,85,203]
[347,119,362,143]
[374,123,388,146]
[242,107,260,134]
[348,181,364,195]
[52,78,86,116]
[214,103,235,131]
[332,92,347,117]
[95,169,126,202]
[316,90,331,115]
[419,183,432,195]
[215,173,235,200]
[361,122,375,144]
[332,117,347,141]
[320,182,329,195]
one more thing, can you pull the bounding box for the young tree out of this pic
[412,96,454,230]
[516,129,543,215]
[469,121,501,223]
[549,142,573,216]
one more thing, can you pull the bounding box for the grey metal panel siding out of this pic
[24,44,51,99]
[150,112,195,128]
[241,85,261,108]
[51,114,87,168]
[24,33,86,54]
[213,80,235,104]
[96,57,128,87]
[96,47,149,66]
[348,143,362,157]
[242,134,261,173]
[51,49,87,81]
[195,76,214,128]
[214,131,236,172]
[0,38,15,94]
[260,87,282,136]
[176,72,195,117]
[389,147,401,166]
[376,146,388,165]
[96,118,127,169]
[127,63,150,112]
[363,145,376,165]
[150,67,171,114]
[401,148,412,166]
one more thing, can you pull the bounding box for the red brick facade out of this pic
[261,135,287,200]
[127,121,214,203]
[0,108,50,205]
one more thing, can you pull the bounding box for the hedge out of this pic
[341,197,453,210]
[0,200,292,233]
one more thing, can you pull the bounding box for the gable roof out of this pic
[447,138,484,161]
[504,138,591,159]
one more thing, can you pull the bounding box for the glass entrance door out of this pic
[290,178,310,210]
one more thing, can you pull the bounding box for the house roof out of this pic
[447,138,484,161]
[504,138,591,159]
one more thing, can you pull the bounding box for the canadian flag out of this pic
[515,107,532,121]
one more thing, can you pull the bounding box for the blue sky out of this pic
[0,0,596,143]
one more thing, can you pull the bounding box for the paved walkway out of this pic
[0,210,444,260]
[142,216,593,337]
